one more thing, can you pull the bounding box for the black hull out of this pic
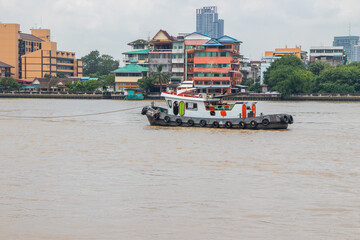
[143,107,292,130]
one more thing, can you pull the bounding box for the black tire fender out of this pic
[212,121,220,128]
[175,118,182,126]
[288,115,294,124]
[141,107,148,115]
[225,121,232,128]
[281,115,289,123]
[187,119,194,126]
[250,120,258,129]
[200,120,207,127]
[239,121,246,129]
[262,118,270,126]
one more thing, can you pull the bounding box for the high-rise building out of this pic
[354,45,360,62]
[0,23,83,79]
[333,36,359,62]
[196,6,224,38]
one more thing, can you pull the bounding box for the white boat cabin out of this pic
[161,92,257,119]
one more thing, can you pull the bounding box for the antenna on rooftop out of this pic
[349,23,351,36]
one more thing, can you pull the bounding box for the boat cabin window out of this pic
[186,102,198,111]
[173,101,179,115]
[167,100,172,108]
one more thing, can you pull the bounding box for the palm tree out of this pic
[151,64,170,93]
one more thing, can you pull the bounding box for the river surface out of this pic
[0,99,359,239]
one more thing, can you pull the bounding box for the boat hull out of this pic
[142,106,292,130]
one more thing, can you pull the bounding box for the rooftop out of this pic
[113,64,149,73]
[123,49,149,55]
[0,61,14,68]
[19,33,43,42]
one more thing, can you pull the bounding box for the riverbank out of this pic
[1,92,360,101]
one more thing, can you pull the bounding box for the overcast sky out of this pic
[1,0,360,65]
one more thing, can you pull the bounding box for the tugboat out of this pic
[141,92,293,129]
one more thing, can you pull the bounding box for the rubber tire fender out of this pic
[281,115,289,123]
[212,121,220,128]
[225,121,232,129]
[250,120,258,129]
[262,118,270,126]
[187,119,195,126]
[288,115,294,124]
[175,118,182,126]
[200,120,207,127]
[239,121,246,129]
[141,107,148,115]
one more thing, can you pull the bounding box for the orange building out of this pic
[184,32,242,94]
[265,45,307,62]
[0,23,82,79]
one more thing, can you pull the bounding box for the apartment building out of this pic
[184,32,242,94]
[122,39,149,68]
[309,46,346,66]
[0,23,82,79]
[265,45,307,63]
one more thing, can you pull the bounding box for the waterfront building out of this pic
[0,61,14,78]
[259,56,281,85]
[333,36,359,62]
[196,6,224,38]
[0,23,83,79]
[309,46,346,66]
[148,30,175,74]
[264,45,307,63]
[240,60,261,83]
[113,62,149,92]
[171,35,185,85]
[184,32,242,95]
[122,39,149,68]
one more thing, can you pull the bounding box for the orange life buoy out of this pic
[252,104,256,117]
[242,104,247,118]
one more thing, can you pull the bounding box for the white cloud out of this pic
[2,0,360,62]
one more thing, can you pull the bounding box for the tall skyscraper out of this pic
[333,36,359,62]
[196,6,224,38]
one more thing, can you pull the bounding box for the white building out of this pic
[309,46,345,66]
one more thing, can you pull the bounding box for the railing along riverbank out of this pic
[284,93,360,101]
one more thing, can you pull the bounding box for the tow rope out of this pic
[0,106,140,119]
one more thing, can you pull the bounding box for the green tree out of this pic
[308,61,328,75]
[264,55,314,96]
[81,50,119,76]
[0,77,19,91]
[151,65,170,92]
[137,76,154,92]
[44,73,56,79]
[56,72,67,78]
[84,80,100,92]
[101,73,115,88]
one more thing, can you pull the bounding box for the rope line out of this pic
[0,106,141,119]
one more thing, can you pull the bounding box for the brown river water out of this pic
[0,99,359,239]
